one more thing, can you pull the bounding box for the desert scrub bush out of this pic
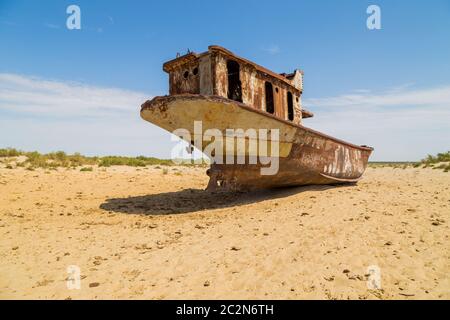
[47,151,67,162]
[46,151,97,167]
[0,148,22,157]
[368,162,412,168]
[80,167,93,172]
[98,156,146,167]
[16,161,26,167]
[19,150,96,168]
[70,152,97,167]
[419,151,450,172]
[135,155,173,166]
[24,151,48,168]
[162,168,168,175]
[433,164,447,170]
[0,148,190,169]
[98,155,173,167]
[422,151,450,164]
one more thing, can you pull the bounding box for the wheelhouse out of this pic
[162,45,313,125]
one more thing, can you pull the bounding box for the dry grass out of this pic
[2,148,448,172]
[0,148,207,170]
[420,151,450,172]
[369,151,450,172]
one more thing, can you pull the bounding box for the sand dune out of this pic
[0,165,449,299]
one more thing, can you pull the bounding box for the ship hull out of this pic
[141,94,373,191]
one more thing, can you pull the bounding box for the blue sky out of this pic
[1,0,449,160]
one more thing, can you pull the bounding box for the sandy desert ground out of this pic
[0,165,449,299]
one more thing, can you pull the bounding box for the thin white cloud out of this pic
[0,73,176,157]
[44,23,60,29]
[303,85,450,161]
[305,85,450,108]
[0,73,149,118]
[262,44,280,55]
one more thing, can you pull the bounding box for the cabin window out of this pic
[193,67,198,76]
[183,70,189,79]
[227,60,242,102]
[265,82,274,114]
[287,91,294,121]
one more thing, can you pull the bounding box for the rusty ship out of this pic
[141,45,373,191]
